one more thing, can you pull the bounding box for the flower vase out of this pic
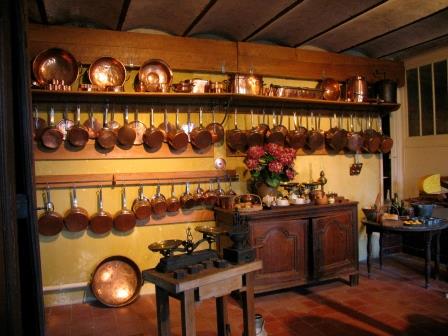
[255,182,278,199]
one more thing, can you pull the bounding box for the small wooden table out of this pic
[143,260,262,336]
[363,219,448,288]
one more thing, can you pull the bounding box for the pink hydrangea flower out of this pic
[245,158,259,170]
[246,146,265,160]
[268,161,283,173]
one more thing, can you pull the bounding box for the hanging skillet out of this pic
[117,106,137,147]
[67,105,89,148]
[40,106,63,149]
[266,110,287,146]
[226,108,247,152]
[346,114,363,153]
[143,107,164,150]
[83,106,102,139]
[64,186,89,232]
[38,187,64,236]
[114,187,136,232]
[166,184,181,213]
[206,105,225,144]
[362,114,381,153]
[132,185,151,220]
[97,105,117,150]
[247,109,264,147]
[306,112,324,150]
[168,107,189,150]
[90,187,113,234]
[129,107,147,145]
[56,105,74,140]
[151,184,167,217]
[190,107,212,149]
[287,112,307,150]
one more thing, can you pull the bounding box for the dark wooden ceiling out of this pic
[28,0,448,60]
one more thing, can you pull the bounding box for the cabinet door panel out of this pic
[252,219,307,288]
[312,211,356,279]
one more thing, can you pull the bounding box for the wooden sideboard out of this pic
[214,202,359,294]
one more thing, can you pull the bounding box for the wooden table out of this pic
[143,260,262,336]
[363,219,448,288]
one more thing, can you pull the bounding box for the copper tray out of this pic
[88,57,127,91]
[32,48,79,86]
[138,59,173,91]
[90,256,142,307]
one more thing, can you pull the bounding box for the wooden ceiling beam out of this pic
[116,0,131,31]
[35,0,48,25]
[182,0,217,37]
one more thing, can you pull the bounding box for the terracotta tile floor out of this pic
[46,254,448,336]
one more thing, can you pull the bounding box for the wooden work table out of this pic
[143,260,262,336]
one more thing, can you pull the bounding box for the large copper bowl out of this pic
[90,256,142,307]
[319,78,341,101]
[138,59,173,91]
[32,48,79,86]
[88,57,127,91]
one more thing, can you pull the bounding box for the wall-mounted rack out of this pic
[35,170,237,189]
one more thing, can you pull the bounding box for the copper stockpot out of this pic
[97,105,117,149]
[247,109,264,147]
[191,79,210,93]
[229,74,263,95]
[166,184,180,213]
[90,187,113,234]
[113,187,136,232]
[346,114,363,153]
[64,186,89,232]
[117,106,137,147]
[132,186,151,220]
[40,107,63,149]
[346,75,368,102]
[287,112,307,150]
[38,188,64,236]
[67,105,89,148]
[33,106,47,141]
[180,182,195,209]
[205,106,225,144]
[226,108,248,152]
[306,113,324,150]
[190,107,212,149]
[168,108,189,150]
[151,184,167,217]
[143,107,164,150]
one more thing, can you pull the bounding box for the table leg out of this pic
[424,232,432,289]
[216,296,230,336]
[155,286,170,336]
[241,273,255,336]
[379,232,384,270]
[434,231,441,279]
[180,289,196,336]
[367,229,372,276]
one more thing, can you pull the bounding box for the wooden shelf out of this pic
[31,90,400,114]
[137,209,214,226]
[35,170,237,189]
[226,145,374,157]
[33,142,213,160]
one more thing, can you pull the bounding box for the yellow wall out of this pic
[36,75,382,306]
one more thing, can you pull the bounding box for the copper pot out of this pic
[129,108,147,146]
[168,108,189,150]
[180,182,195,209]
[132,186,151,220]
[346,114,363,153]
[83,107,101,139]
[287,112,307,150]
[194,183,206,206]
[117,106,137,147]
[204,181,219,207]
[33,106,47,141]
[229,74,263,95]
[143,107,164,150]
[151,184,167,217]
[378,116,393,154]
[346,75,368,102]
[113,187,136,232]
[67,105,89,148]
[205,106,225,144]
[171,80,194,93]
[191,79,210,93]
[166,184,180,213]
[266,111,288,146]
[257,109,270,137]
[226,108,248,152]
[40,106,63,149]
[97,105,118,150]
[38,188,64,236]
[362,115,381,153]
[190,107,212,149]
[90,187,113,234]
[56,106,74,141]
[319,78,340,101]
[306,113,324,150]
[325,113,347,152]
[158,107,172,143]
[247,109,264,147]
[64,186,89,232]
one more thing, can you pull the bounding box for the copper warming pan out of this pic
[32,48,79,86]
[90,256,142,307]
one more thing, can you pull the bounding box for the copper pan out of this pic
[32,48,79,87]
[194,183,206,206]
[139,59,173,92]
[88,56,127,91]
[64,186,89,232]
[151,184,167,217]
[33,106,47,141]
[180,182,195,209]
[206,106,225,144]
[117,106,137,147]
[346,114,363,153]
[129,108,147,145]
[67,105,89,148]
[90,255,142,307]
[143,107,164,150]
[113,187,136,232]
[38,188,64,236]
[166,184,180,213]
[158,107,172,143]
[287,112,307,150]
[204,181,219,207]
[96,105,117,150]
[190,107,212,149]
[325,113,347,152]
[56,106,74,140]
[40,107,63,149]
[226,108,247,152]
[247,109,264,147]
[132,185,151,220]
[306,113,324,150]
[318,78,340,101]
[378,116,393,154]
[83,106,102,139]
[90,187,113,234]
[362,114,381,153]
[168,108,189,150]
[266,110,287,146]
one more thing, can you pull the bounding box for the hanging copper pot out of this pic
[90,187,113,234]
[83,106,101,139]
[166,184,180,213]
[194,183,206,206]
[287,112,307,150]
[67,105,89,148]
[113,187,136,232]
[129,108,147,146]
[117,106,137,147]
[38,188,64,236]
[143,107,164,150]
[204,181,219,207]
[306,113,324,150]
[247,109,264,147]
[168,107,189,150]
[151,184,167,217]
[158,107,172,143]
[132,185,152,220]
[97,105,118,149]
[362,114,381,153]
[325,113,347,152]
[266,110,288,146]
[40,106,63,149]
[64,186,89,232]
[346,114,363,153]
[378,116,393,154]
[205,106,225,144]
[33,106,47,141]
[226,108,247,152]
[180,182,195,209]
[190,107,212,149]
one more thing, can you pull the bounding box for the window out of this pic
[406,60,448,136]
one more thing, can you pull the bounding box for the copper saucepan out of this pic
[117,106,137,147]
[56,106,74,141]
[190,107,212,149]
[158,107,172,143]
[306,113,324,150]
[83,106,102,139]
[129,108,147,146]
[97,105,118,149]
[151,184,167,217]
[378,116,393,154]
[206,106,225,144]
[114,187,136,232]
[180,182,195,209]
[64,186,89,232]
[132,185,152,220]
[90,187,113,234]
[346,114,363,153]
[38,188,64,236]
[266,110,288,146]
[33,106,47,141]
[204,181,219,207]
[143,107,164,150]
[226,108,248,152]
[168,108,189,150]
[247,109,264,147]
[194,183,206,206]
[166,184,180,213]
[325,113,347,152]
[362,114,381,153]
[40,106,63,149]
[67,105,89,148]
[287,112,307,150]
